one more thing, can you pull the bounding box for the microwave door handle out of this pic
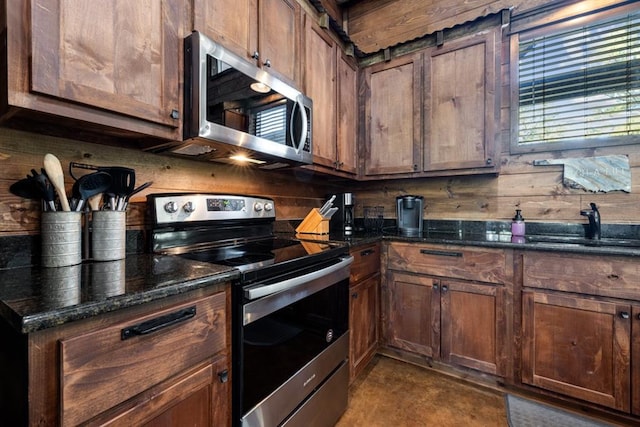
[290,95,307,154]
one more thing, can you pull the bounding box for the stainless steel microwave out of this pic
[152,31,313,169]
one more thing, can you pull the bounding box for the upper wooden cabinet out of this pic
[303,14,357,176]
[194,0,301,86]
[424,30,498,172]
[336,51,359,175]
[1,0,183,140]
[362,53,423,176]
[361,28,500,178]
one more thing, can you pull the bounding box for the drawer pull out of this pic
[607,274,620,280]
[620,311,630,320]
[360,249,375,257]
[419,249,462,257]
[121,306,197,340]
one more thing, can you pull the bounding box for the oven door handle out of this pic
[245,256,353,301]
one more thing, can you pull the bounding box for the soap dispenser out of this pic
[511,209,525,236]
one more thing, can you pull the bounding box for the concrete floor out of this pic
[336,356,507,426]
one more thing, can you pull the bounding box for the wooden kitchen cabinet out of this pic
[1,0,183,140]
[303,14,357,176]
[361,27,499,178]
[423,29,498,172]
[384,242,508,376]
[520,251,640,416]
[12,287,230,426]
[349,243,380,381]
[386,271,505,376]
[362,53,423,176]
[194,0,301,86]
[522,290,632,413]
[336,51,359,175]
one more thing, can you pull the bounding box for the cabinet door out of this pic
[633,305,640,416]
[336,51,358,175]
[440,280,504,376]
[258,0,300,85]
[522,291,631,412]
[386,272,439,357]
[350,274,379,382]
[363,53,422,176]
[98,357,229,426]
[31,0,181,130]
[304,17,337,169]
[194,0,257,62]
[424,30,498,172]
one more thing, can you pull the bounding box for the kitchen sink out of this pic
[526,235,640,248]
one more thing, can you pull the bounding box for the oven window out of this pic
[241,279,348,414]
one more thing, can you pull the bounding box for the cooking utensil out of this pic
[70,162,135,211]
[73,172,112,211]
[43,153,71,211]
[322,207,338,219]
[121,181,153,210]
[29,169,57,211]
[10,177,43,209]
[319,195,336,216]
[88,193,103,211]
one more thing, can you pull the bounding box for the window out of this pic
[511,3,640,152]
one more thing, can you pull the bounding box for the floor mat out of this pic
[505,394,616,427]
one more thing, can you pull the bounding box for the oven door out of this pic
[234,256,352,427]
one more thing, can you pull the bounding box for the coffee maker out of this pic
[396,195,424,236]
[329,193,354,236]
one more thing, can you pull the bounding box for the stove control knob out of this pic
[264,202,274,212]
[254,202,264,212]
[164,201,178,213]
[183,202,195,213]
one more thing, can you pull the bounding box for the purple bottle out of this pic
[511,209,525,236]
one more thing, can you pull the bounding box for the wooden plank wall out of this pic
[0,127,334,235]
[344,0,555,54]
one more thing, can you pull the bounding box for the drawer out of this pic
[523,252,640,300]
[387,242,507,284]
[60,291,226,426]
[350,243,380,283]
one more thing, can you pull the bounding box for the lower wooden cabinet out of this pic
[522,290,635,414]
[23,286,231,426]
[96,356,228,427]
[349,243,380,382]
[386,271,505,376]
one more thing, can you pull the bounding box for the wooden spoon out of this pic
[43,153,71,211]
[88,193,103,211]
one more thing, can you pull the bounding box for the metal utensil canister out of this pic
[91,210,126,261]
[41,211,83,267]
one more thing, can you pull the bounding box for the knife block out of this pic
[295,208,329,235]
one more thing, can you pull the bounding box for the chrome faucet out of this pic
[580,202,601,240]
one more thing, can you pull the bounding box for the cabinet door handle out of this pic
[420,249,462,257]
[433,284,439,290]
[360,249,375,257]
[352,292,358,299]
[218,370,229,383]
[620,311,630,320]
[442,285,448,292]
[121,306,196,340]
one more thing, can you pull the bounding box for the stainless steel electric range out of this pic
[148,193,353,427]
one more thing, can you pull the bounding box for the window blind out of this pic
[518,10,640,146]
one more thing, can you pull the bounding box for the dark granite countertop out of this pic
[0,254,239,334]
[288,220,640,257]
